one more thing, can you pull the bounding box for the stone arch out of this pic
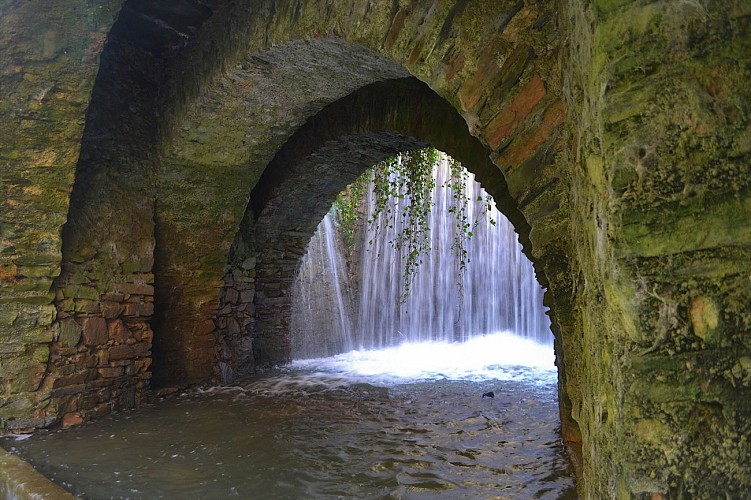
[47,0,572,464]
[212,76,535,381]
[135,2,566,389]
[4,0,747,496]
[14,0,574,485]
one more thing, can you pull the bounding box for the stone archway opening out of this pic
[43,0,570,437]
[205,76,538,385]
[287,148,553,362]
[43,0,580,490]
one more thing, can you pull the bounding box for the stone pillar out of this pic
[563,0,751,495]
[0,0,120,431]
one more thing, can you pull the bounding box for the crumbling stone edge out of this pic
[0,445,74,499]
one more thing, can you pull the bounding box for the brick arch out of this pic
[48,0,570,436]
[29,0,576,486]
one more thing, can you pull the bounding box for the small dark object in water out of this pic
[482,391,495,399]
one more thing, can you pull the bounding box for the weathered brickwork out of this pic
[0,0,748,496]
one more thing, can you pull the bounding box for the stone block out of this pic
[62,412,84,427]
[74,299,100,314]
[123,302,154,318]
[92,403,111,418]
[107,319,132,343]
[0,343,25,355]
[121,259,154,274]
[56,364,80,377]
[137,327,154,343]
[224,287,239,304]
[227,317,241,335]
[494,100,564,168]
[0,306,19,327]
[101,293,126,302]
[97,366,124,378]
[57,297,75,314]
[57,317,82,347]
[61,284,100,300]
[31,345,49,363]
[458,47,501,111]
[82,352,99,368]
[19,264,61,279]
[240,256,257,269]
[101,301,124,319]
[108,342,150,360]
[19,326,55,344]
[0,352,35,377]
[81,317,108,345]
[485,75,546,149]
[78,393,100,411]
[135,358,152,373]
[8,361,45,393]
[116,283,154,296]
[53,370,88,388]
[4,415,58,430]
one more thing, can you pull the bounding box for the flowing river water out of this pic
[1,333,576,499]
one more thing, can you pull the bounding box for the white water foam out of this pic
[289,331,556,387]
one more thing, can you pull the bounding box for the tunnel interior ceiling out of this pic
[1,0,749,497]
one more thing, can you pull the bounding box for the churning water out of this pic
[0,333,576,499]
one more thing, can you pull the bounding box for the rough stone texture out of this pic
[561,0,751,496]
[0,0,748,497]
[0,0,122,436]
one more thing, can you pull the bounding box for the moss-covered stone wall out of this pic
[562,0,751,496]
[0,0,749,496]
[0,0,121,430]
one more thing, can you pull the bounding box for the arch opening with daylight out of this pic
[209,76,539,383]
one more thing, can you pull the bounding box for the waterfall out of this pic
[290,212,355,358]
[291,155,551,360]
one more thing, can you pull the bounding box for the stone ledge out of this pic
[0,446,74,499]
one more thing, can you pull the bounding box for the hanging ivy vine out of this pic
[332,174,367,247]
[444,156,496,280]
[334,147,495,301]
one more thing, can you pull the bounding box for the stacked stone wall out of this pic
[0,0,120,430]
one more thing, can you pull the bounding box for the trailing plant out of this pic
[444,156,495,280]
[332,174,367,247]
[334,147,495,301]
[369,148,437,300]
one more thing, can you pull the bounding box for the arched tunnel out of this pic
[0,0,749,497]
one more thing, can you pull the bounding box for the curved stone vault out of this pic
[0,0,749,497]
